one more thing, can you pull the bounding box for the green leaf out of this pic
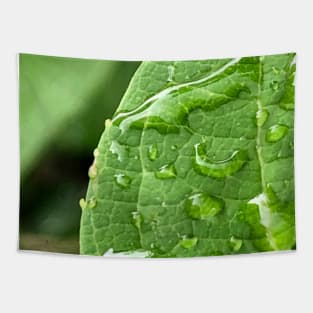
[80,54,296,257]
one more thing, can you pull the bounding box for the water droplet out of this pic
[161,202,166,207]
[114,173,131,188]
[179,237,198,249]
[148,143,159,161]
[79,198,87,210]
[266,124,288,143]
[185,192,224,219]
[248,191,295,250]
[270,80,279,90]
[167,64,175,82]
[88,197,97,209]
[110,141,127,162]
[239,136,246,141]
[79,197,97,209]
[132,211,142,229]
[155,163,176,179]
[105,119,112,128]
[112,59,244,133]
[131,116,180,134]
[171,145,177,151]
[93,148,100,158]
[256,109,269,127]
[88,163,97,179]
[230,236,242,251]
[194,143,248,178]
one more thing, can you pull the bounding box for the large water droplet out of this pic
[148,143,159,161]
[256,109,269,127]
[230,236,242,251]
[155,163,176,179]
[112,58,243,133]
[110,141,128,162]
[266,124,288,143]
[194,143,248,178]
[179,237,198,249]
[185,192,224,219]
[114,173,131,188]
[270,80,279,90]
[248,190,295,250]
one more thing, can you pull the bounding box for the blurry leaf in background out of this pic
[19,54,140,180]
[19,54,140,253]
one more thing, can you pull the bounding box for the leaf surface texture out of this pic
[80,54,296,257]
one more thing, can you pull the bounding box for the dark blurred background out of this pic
[19,54,140,253]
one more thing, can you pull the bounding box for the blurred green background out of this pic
[19,54,140,254]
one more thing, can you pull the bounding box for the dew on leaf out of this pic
[114,173,131,188]
[112,58,242,133]
[88,197,97,209]
[266,124,288,143]
[131,211,142,229]
[110,141,128,162]
[230,236,242,251]
[256,109,269,127]
[148,143,159,161]
[171,145,177,151]
[155,163,177,179]
[179,237,198,249]
[80,55,296,257]
[185,192,224,219]
[79,197,96,210]
[93,148,100,158]
[167,64,175,82]
[88,163,97,179]
[194,143,248,178]
[79,198,87,210]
